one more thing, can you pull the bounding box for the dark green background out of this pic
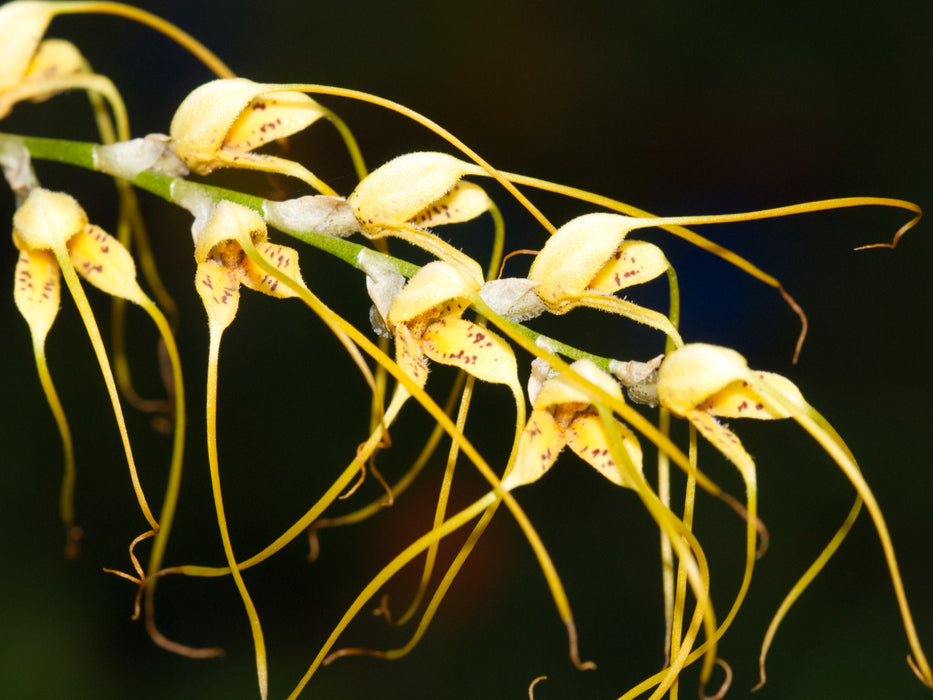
[1,1,931,698]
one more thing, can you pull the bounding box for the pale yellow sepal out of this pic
[503,409,562,489]
[240,241,304,298]
[409,181,490,227]
[528,213,639,308]
[0,1,55,92]
[703,370,806,419]
[393,323,429,389]
[195,260,240,333]
[21,38,87,98]
[66,224,148,305]
[13,187,86,250]
[386,260,481,327]
[223,92,325,153]
[534,355,625,407]
[421,316,518,386]
[348,152,478,229]
[563,411,643,488]
[656,344,749,417]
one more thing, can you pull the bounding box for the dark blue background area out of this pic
[1,1,931,698]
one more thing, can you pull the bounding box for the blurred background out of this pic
[1,0,931,698]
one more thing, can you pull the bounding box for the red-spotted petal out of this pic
[422,317,518,388]
[501,409,564,490]
[564,411,642,488]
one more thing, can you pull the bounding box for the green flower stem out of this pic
[5,133,648,376]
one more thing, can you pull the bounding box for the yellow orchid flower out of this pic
[0,1,198,425]
[384,260,517,392]
[11,185,198,653]
[12,187,169,538]
[502,358,643,491]
[171,78,366,197]
[526,212,681,344]
[193,199,316,700]
[348,152,492,278]
[656,343,933,691]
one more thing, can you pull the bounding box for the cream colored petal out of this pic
[348,151,473,229]
[588,240,668,294]
[528,213,635,304]
[222,91,326,153]
[422,317,518,388]
[501,409,564,490]
[656,343,749,417]
[408,181,489,227]
[13,247,59,344]
[564,412,642,489]
[12,188,87,252]
[195,260,240,332]
[240,240,305,299]
[66,224,147,305]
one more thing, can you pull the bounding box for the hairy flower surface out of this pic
[12,186,179,542]
[527,213,680,342]
[349,152,490,278]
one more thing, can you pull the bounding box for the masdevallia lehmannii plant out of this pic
[1,2,930,699]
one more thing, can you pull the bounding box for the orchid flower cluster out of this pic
[1,2,930,699]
